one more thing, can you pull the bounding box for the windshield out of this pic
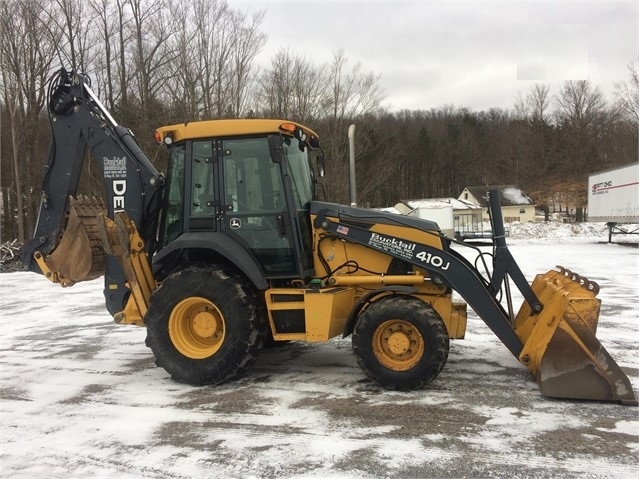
[283,137,313,208]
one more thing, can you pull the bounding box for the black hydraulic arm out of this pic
[487,190,543,315]
[23,69,164,315]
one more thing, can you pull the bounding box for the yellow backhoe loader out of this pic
[23,68,636,405]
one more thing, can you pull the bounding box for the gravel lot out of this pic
[1,239,638,478]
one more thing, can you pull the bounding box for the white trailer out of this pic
[588,162,639,242]
[408,201,455,238]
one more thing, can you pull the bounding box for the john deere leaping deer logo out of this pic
[229,218,242,230]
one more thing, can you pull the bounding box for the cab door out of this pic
[219,137,299,277]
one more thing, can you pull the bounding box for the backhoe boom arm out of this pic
[23,69,164,316]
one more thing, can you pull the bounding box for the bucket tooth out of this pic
[515,267,637,405]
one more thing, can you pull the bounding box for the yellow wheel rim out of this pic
[373,319,425,371]
[168,297,225,359]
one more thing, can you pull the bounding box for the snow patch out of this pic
[1,233,637,478]
[501,186,533,205]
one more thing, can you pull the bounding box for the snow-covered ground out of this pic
[506,221,638,242]
[1,222,638,478]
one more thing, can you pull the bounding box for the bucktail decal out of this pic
[104,156,128,212]
[316,216,452,272]
[368,232,416,260]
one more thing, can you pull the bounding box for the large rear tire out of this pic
[352,295,449,390]
[145,265,266,385]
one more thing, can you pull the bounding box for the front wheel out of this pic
[145,265,266,385]
[352,295,449,390]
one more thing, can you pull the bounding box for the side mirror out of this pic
[316,152,326,178]
[268,135,284,163]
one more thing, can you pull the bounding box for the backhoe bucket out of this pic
[33,195,107,287]
[513,267,637,405]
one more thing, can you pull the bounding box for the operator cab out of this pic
[155,120,319,281]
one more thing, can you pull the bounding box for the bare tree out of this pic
[128,0,181,129]
[258,49,325,122]
[258,49,294,118]
[166,0,265,121]
[88,0,129,110]
[162,0,220,122]
[555,80,607,128]
[226,9,266,117]
[554,80,618,175]
[0,0,58,240]
[515,83,552,125]
[319,50,386,204]
[513,83,555,188]
[614,62,639,126]
[115,0,130,109]
[322,50,384,121]
[42,0,99,72]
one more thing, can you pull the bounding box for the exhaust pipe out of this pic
[348,124,356,206]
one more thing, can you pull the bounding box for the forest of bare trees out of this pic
[1,0,638,242]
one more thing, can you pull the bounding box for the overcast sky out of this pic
[228,0,638,112]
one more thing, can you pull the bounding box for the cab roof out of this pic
[155,119,319,145]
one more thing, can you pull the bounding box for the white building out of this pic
[394,198,482,239]
[458,186,536,223]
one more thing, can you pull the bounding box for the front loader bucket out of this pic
[513,267,637,405]
[33,195,107,287]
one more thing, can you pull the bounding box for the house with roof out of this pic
[458,186,536,223]
[394,198,482,238]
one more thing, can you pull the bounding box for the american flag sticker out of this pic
[337,225,349,235]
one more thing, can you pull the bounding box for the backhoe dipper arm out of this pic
[23,69,164,316]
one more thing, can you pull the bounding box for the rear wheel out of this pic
[145,265,266,385]
[352,295,449,390]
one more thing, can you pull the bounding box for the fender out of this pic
[153,232,269,290]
